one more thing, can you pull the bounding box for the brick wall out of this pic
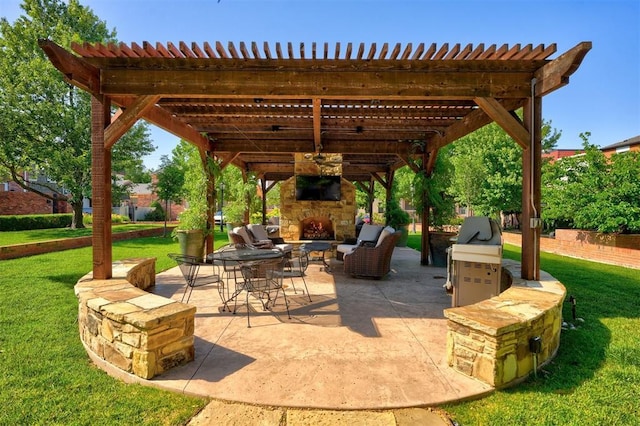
[503,230,640,270]
[0,191,72,215]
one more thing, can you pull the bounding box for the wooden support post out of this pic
[201,150,215,255]
[91,95,112,279]
[261,178,267,225]
[367,179,374,221]
[521,97,542,280]
[421,152,430,265]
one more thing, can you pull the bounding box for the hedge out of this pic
[0,214,73,231]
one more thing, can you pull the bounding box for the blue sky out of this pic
[2,0,639,170]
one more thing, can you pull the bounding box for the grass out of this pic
[407,235,640,425]
[0,223,164,246]
[0,231,230,425]
[2,232,638,424]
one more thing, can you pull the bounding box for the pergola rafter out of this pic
[39,39,591,280]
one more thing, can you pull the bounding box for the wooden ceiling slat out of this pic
[400,43,413,60]
[312,42,317,59]
[379,43,389,59]
[191,42,206,58]
[130,42,147,57]
[455,43,474,60]
[251,42,261,59]
[179,41,197,58]
[216,41,228,58]
[263,42,272,59]
[443,43,460,60]
[511,43,532,60]
[500,44,522,60]
[390,43,402,59]
[345,42,352,59]
[166,42,183,58]
[227,42,240,58]
[357,43,365,59]
[287,42,294,59]
[422,43,437,60]
[275,42,283,59]
[96,43,116,57]
[411,43,425,60]
[477,44,496,59]
[367,43,377,60]
[203,41,218,58]
[334,42,341,59]
[493,44,511,59]
[155,42,172,58]
[239,42,250,59]
[534,43,557,60]
[433,43,449,59]
[467,43,485,60]
[300,42,305,59]
[71,42,92,57]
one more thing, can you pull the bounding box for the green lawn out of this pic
[0,232,230,425]
[1,232,638,424]
[407,235,639,425]
[0,223,164,246]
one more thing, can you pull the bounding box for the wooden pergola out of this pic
[39,39,591,281]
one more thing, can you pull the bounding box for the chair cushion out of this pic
[234,226,253,244]
[375,226,395,247]
[336,243,358,255]
[247,224,270,241]
[357,224,384,245]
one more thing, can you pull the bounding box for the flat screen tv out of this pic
[295,175,341,201]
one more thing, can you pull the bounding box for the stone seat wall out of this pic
[75,258,195,379]
[444,260,566,388]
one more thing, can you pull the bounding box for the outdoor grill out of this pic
[446,216,503,307]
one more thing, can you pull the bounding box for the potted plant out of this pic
[172,143,210,257]
[386,197,411,247]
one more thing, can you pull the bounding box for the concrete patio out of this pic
[143,246,492,411]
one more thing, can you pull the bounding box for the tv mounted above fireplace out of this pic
[295,175,341,201]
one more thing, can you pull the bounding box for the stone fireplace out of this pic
[279,177,357,242]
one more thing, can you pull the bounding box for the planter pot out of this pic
[395,224,409,247]
[429,231,456,267]
[175,229,204,258]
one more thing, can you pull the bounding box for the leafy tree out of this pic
[448,116,560,219]
[542,133,640,233]
[0,0,154,228]
[153,154,185,236]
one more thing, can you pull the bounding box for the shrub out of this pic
[144,201,166,221]
[0,214,72,231]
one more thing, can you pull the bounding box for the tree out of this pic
[448,116,560,220]
[542,133,640,233]
[153,154,185,236]
[0,0,155,228]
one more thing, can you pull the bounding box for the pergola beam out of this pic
[105,95,161,149]
[474,97,530,149]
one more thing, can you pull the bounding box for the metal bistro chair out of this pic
[168,253,222,303]
[237,257,291,327]
[283,248,312,302]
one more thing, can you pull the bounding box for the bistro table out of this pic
[300,241,333,272]
[207,247,285,312]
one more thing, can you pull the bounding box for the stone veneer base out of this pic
[444,259,566,388]
[75,258,195,379]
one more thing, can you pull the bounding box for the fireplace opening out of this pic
[300,217,334,240]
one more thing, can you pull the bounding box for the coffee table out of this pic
[300,241,332,272]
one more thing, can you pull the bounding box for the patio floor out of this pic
[148,246,493,410]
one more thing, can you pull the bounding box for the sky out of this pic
[1,0,639,170]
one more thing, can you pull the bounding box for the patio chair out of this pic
[282,248,312,302]
[343,230,402,279]
[168,253,222,303]
[237,257,291,327]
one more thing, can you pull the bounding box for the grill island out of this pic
[446,217,503,307]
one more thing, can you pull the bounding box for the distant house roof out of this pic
[600,135,640,151]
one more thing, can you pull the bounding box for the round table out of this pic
[300,241,332,272]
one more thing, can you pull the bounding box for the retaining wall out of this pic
[503,229,640,269]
